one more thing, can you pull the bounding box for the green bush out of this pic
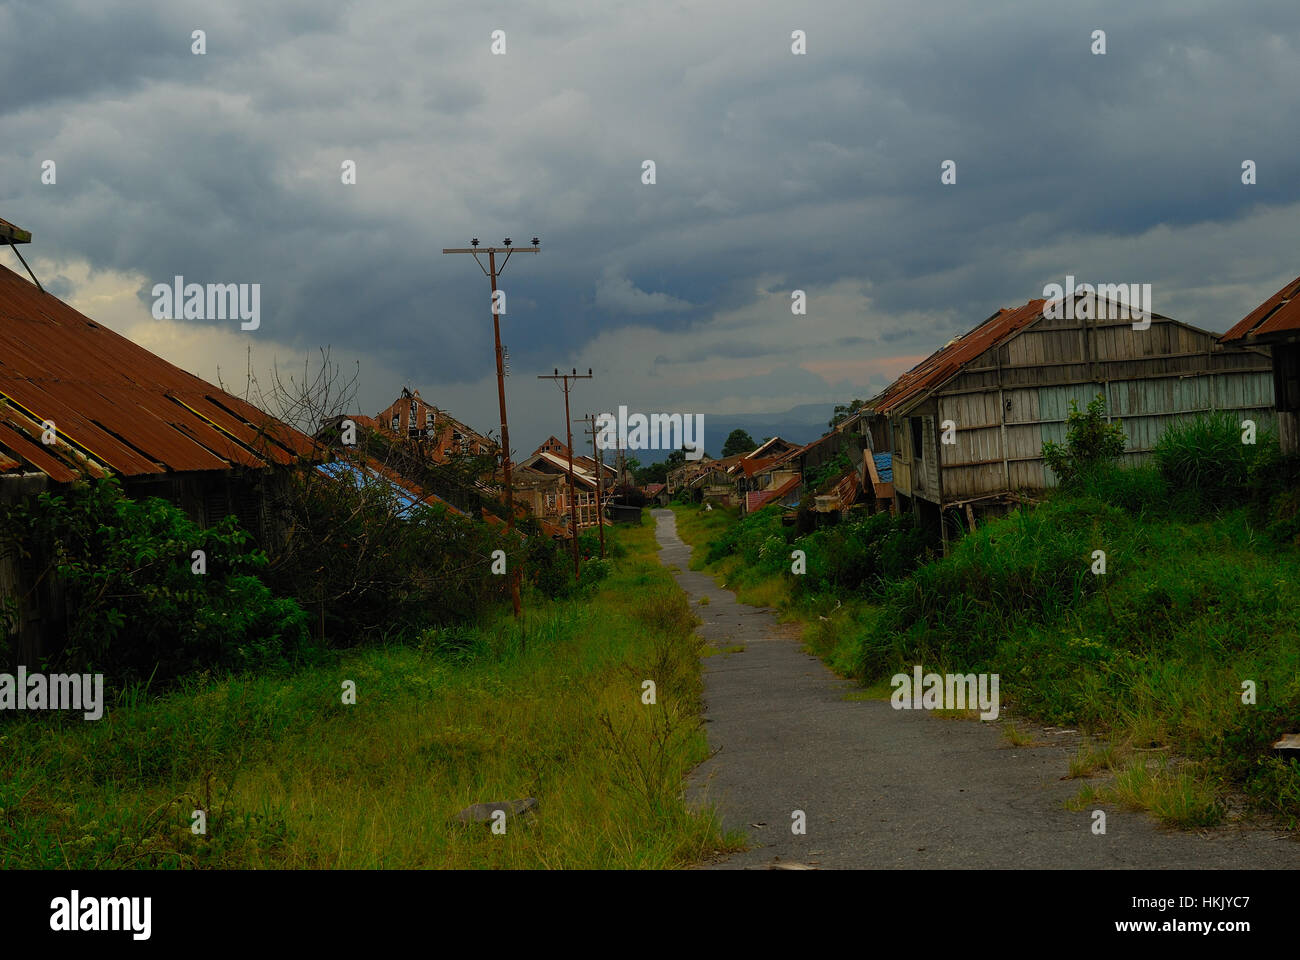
[265,464,520,645]
[792,512,929,598]
[0,477,311,679]
[1042,393,1126,488]
[858,497,1126,676]
[1245,443,1300,544]
[707,505,786,568]
[1078,463,1170,517]
[1152,412,1274,508]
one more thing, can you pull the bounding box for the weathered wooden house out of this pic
[515,447,613,531]
[735,440,802,515]
[0,225,316,657]
[373,387,495,458]
[863,291,1275,546]
[1219,274,1300,454]
[665,453,716,496]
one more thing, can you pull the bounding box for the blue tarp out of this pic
[316,460,458,519]
[872,452,893,483]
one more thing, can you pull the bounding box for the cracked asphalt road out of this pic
[652,508,1298,870]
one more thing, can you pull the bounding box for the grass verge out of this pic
[0,515,741,868]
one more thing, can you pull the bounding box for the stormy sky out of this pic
[3,0,1298,458]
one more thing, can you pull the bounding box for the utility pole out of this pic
[443,237,539,619]
[538,368,591,580]
[577,413,607,559]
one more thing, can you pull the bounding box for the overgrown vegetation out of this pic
[0,478,311,680]
[674,411,1300,828]
[0,464,591,678]
[1041,393,1127,488]
[265,461,523,647]
[0,517,739,868]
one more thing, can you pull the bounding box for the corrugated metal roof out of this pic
[872,300,1045,415]
[1221,275,1300,343]
[0,262,316,481]
[746,474,801,513]
[525,449,600,486]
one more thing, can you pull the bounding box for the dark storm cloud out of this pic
[2,0,1299,443]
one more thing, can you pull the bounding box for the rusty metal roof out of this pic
[1221,275,1300,343]
[0,263,317,481]
[871,300,1046,415]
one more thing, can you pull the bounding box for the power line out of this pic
[576,413,607,560]
[442,237,539,621]
[537,368,591,580]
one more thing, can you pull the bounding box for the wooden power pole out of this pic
[442,237,539,619]
[538,368,591,580]
[577,413,607,559]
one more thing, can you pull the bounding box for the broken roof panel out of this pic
[316,459,465,519]
[0,262,316,480]
[1221,275,1300,343]
[872,300,1046,416]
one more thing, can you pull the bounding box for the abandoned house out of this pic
[514,443,616,532]
[371,387,496,460]
[862,291,1275,548]
[317,388,498,515]
[1219,274,1300,454]
[0,221,316,657]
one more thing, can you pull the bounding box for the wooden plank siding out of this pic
[884,302,1274,507]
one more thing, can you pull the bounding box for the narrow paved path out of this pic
[652,509,1297,870]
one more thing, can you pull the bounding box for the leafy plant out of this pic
[0,477,310,679]
[1152,411,1273,508]
[1041,393,1127,488]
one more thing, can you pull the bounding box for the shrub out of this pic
[792,511,929,598]
[1041,393,1126,488]
[1152,412,1273,508]
[1245,443,1300,544]
[265,464,519,644]
[858,497,1127,677]
[1079,463,1169,517]
[0,477,311,679]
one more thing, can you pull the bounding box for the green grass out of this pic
[0,520,742,868]
[1067,756,1225,829]
[669,475,1300,830]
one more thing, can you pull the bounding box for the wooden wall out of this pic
[887,308,1274,505]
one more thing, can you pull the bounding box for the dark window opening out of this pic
[910,417,924,460]
[1275,345,1300,413]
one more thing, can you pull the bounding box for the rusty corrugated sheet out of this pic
[0,262,318,480]
[1221,276,1300,343]
[873,300,1046,415]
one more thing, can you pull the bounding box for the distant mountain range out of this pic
[703,403,838,458]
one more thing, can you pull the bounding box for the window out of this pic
[1276,344,1300,413]
[910,417,924,460]
[391,415,399,432]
